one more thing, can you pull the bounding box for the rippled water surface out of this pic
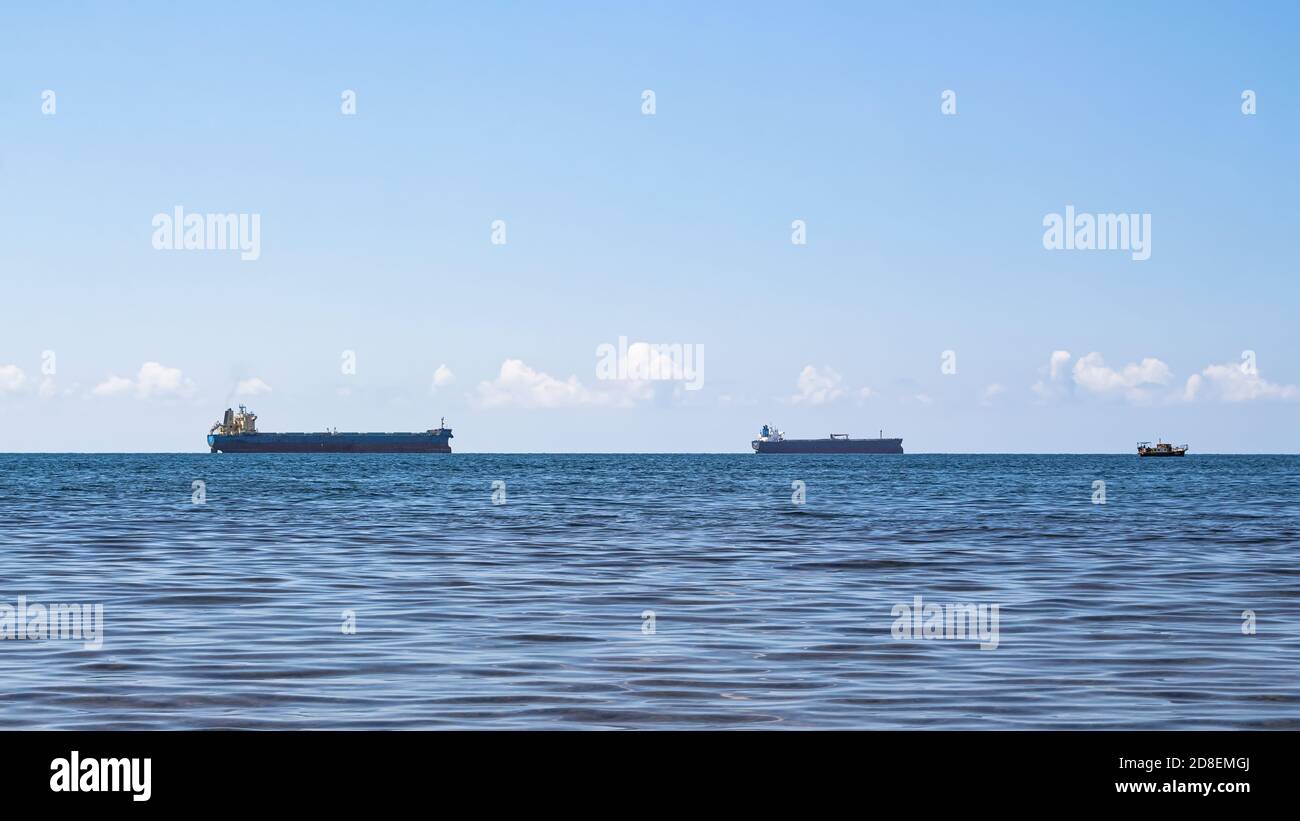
[1,453,1298,729]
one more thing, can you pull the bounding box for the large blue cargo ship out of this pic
[208,406,452,453]
[751,424,902,454]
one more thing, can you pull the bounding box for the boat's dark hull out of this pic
[209,432,451,453]
[1138,451,1185,457]
[752,438,903,454]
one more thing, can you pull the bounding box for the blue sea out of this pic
[1,453,1297,730]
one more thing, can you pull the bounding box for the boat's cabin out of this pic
[427,417,453,436]
[211,405,258,436]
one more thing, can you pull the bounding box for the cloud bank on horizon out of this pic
[1033,351,1299,406]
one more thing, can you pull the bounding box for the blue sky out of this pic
[1,1,1297,452]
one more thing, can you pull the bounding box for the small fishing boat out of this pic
[1137,440,1187,457]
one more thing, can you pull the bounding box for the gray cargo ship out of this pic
[208,406,452,453]
[751,424,903,454]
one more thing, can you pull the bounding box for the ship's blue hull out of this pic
[752,437,903,454]
[209,431,452,453]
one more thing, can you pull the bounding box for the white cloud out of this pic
[475,359,629,408]
[1048,350,1072,380]
[38,377,56,399]
[1034,350,1173,404]
[622,343,691,382]
[1033,350,1072,400]
[1034,349,1298,406]
[91,375,133,396]
[791,365,845,405]
[1184,363,1300,402]
[432,364,455,390]
[235,377,272,397]
[1071,352,1171,403]
[980,383,1005,406]
[93,362,196,399]
[136,362,196,398]
[0,365,27,394]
